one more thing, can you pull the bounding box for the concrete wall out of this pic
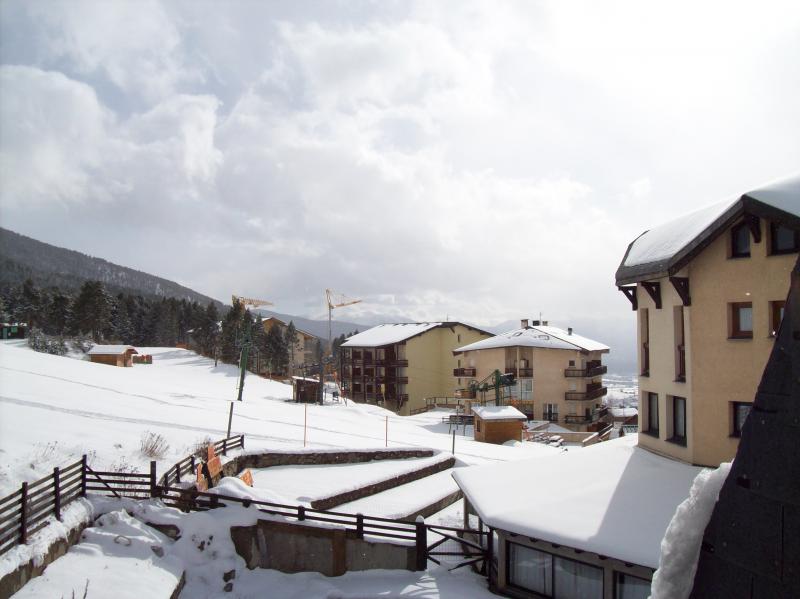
[231,518,419,577]
[636,216,795,466]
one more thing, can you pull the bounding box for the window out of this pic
[569,359,575,367]
[670,396,686,446]
[730,302,753,339]
[476,418,481,433]
[640,309,650,376]
[615,572,651,599]
[770,300,785,336]
[646,392,659,436]
[730,222,751,258]
[769,223,799,255]
[508,543,603,599]
[732,402,752,437]
[457,333,461,342]
[674,306,686,381]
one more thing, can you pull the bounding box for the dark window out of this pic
[647,392,659,436]
[731,223,751,258]
[769,223,799,255]
[615,572,651,599]
[730,302,753,339]
[476,418,481,433]
[770,301,785,336]
[732,402,752,437]
[674,306,686,381]
[670,396,686,445]
[640,309,650,376]
[569,360,575,367]
[507,542,603,599]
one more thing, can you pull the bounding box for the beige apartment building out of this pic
[616,174,800,467]
[340,322,492,415]
[453,321,610,431]
[262,316,317,374]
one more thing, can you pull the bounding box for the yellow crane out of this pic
[231,295,274,309]
[325,289,362,354]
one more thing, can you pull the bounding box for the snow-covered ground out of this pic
[0,341,558,498]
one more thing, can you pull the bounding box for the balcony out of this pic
[542,413,560,422]
[564,408,608,424]
[564,386,608,401]
[503,366,533,378]
[385,376,409,385]
[564,365,607,378]
[453,367,477,377]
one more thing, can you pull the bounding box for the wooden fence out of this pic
[0,433,488,573]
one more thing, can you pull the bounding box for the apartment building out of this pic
[340,322,492,415]
[262,316,317,374]
[453,321,610,432]
[616,174,800,466]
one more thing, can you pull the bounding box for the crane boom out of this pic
[325,288,362,358]
[232,295,274,308]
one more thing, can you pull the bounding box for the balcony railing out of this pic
[453,367,477,377]
[386,376,408,385]
[564,386,608,401]
[564,365,607,378]
[564,408,609,424]
[542,413,560,422]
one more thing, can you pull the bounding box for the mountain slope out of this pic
[0,227,223,307]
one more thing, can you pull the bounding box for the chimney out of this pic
[521,319,529,329]
[568,327,573,335]
[531,320,540,326]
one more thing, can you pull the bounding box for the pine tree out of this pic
[70,281,112,341]
[45,292,72,336]
[285,321,298,373]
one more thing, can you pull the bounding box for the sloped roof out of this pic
[341,321,492,348]
[454,325,609,354]
[616,174,800,285]
[262,316,316,339]
[87,345,138,355]
[472,405,527,421]
[452,436,702,568]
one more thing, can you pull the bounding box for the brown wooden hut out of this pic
[87,345,138,367]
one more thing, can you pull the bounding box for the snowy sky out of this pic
[1,0,799,332]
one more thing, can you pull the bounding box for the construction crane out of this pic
[325,289,362,354]
[226,295,274,437]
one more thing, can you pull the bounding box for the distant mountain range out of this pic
[0,227,636,374]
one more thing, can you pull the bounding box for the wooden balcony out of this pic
[564,386,608,401]
[453,367,477,377]
[564,365,607,378]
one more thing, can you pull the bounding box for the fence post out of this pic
[53,467,61,521]
[190,455,196,475]
[222,437,228,456]
[356,513,364,539]
[175,463,181,484]
[297,505,306,521]
[415,520,427,571]
[452,430,456,455]
[80,454,87,497]
[20,481,28,544]
[240,434,245,449]
[150,461,158,498]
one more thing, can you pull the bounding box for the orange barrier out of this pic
[238,469,254,487]
[196,464,208,491]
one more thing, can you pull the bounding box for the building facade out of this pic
[616,175,800,466]
[262,316,317,375]
[340,322,492,415]
[453,321,610,432]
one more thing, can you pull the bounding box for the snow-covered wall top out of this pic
[454,325,609,353]
[340,323,442,347]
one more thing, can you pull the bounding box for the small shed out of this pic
[88,345,138,367]
[1,323,28,340]
[472,405,527,444]
[292,376,321,403]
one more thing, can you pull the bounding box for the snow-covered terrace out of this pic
[452,436,703,568]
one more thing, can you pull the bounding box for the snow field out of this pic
[0,342,559,498]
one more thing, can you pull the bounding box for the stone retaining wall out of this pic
[223,449,435,476]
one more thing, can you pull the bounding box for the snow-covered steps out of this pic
[249,452,454,509]
[310,454,455,511]
[335,468,462,521]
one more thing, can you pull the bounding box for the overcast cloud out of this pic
[1,1,799,354]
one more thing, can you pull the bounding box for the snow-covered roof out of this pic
[610,407,638,418]
[472,405,527,421]
[291,376,318,383]
[87,345,138,355]
[454,325,608,354]
[617,174,800,284]
[341,323,443,347]
[452,436,703,568]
